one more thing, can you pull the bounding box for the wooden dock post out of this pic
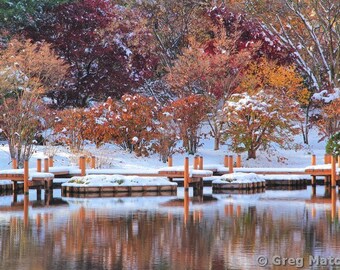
[24,159,29,195]
[311,154,316,186]
[91,156,96,169]
[199,156,203,170]
[331,155,336,188]
[324,154,331,164]
[37,159,42,172]
[184,157,189,190]
[224,155,229,167]
[12,158,17,169]
[194,155,199,169]
[236,155,241,168]
[44,158,49,172]
[167,156,173,167]
[338,156,340,168]
[311,154,316,165]
[49,156,54,167]
[228,155,234,173]
[80,156,86,176]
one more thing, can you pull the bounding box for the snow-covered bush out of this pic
[326,132,340,156]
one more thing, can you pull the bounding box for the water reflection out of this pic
[0,187,339,270]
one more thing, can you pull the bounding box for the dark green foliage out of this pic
[0,0,71,33]
[326,132,340,156]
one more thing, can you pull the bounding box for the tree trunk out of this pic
[247,149,257,159]
[302,104,310,144]
[214,136,220,151]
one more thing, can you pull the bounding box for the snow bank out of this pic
[260,174,307,180]
[62,175,177,187]
[234,167,305,173]
[212,173,265,184]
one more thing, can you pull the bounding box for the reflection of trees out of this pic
[0,203,340,270]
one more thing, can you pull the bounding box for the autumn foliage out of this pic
[0,38,67,166]
[164,95,209,154]
[1,1,338,161]
[113,94,159,156]
[224,90,302,159]
[224,58,305,159]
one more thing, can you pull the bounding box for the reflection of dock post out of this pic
[184,157,189,190]
[331,188,336,221]
[236,205,241,217]
[24,159,29,195]
[24,194,29,228]
[331,156,336,188]
[184,190,189,225]
[229,204,234,216]
[311,207,316,218]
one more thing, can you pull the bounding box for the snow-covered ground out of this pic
[0,127,328,172]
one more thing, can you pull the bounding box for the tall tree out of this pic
[167,32,252,150]
[0,38,67,166]
[26,0,158,107]
[0,0,70,34]
[224,58,306,159]
[244,0,339,92]
[127,0,210,73]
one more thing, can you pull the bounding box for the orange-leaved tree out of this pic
[313,95,340,140]
[114,94,159,156]
[83,97,118,148]
[224,58,306,159]
[224,90,303,159]
[0,38,67,166]
[165,94,209,154]
[53,97,118,151]
[166,30,252,150]
[53,108,90,152]
[237,57,311,141]
[154,106,181,163]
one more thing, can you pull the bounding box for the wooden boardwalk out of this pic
[1,154,339,194]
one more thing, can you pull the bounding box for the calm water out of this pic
[1,186,340,270]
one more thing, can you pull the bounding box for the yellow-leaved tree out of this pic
[0,38,67,167]
[224,58,307,159]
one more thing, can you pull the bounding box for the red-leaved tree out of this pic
[165,95,209,154]
[26,0,159,107]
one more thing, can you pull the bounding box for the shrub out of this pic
[326,132,340,156]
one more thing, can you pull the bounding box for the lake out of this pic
[0,186,339,269]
